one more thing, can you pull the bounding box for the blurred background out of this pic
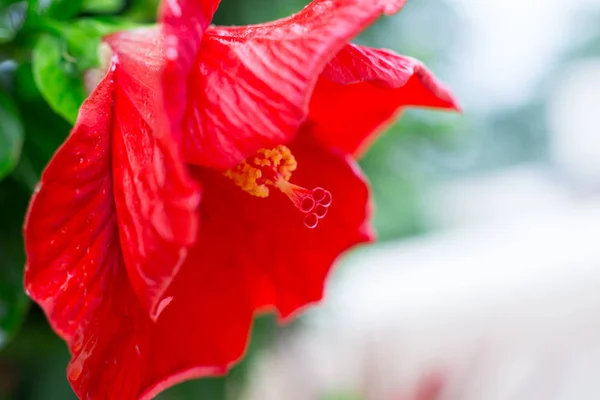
[2,0,600,399]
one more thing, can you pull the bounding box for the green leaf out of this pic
[32,33,88,124]
[32,18,138,124]
[82,0,123,14]
[0,178,31,350]
[14,61,71,180]
[26,0,84,20]
[1,61,71,193]
[0,90,24,181]
[4,0,83,40]
[63,18,132,69]
[125,0,159,21]
[0,1,27,43]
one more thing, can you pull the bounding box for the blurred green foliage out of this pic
[33,18,134,123]
[0,178,29,352]
[0,91,23,180]
[32,33,89,123]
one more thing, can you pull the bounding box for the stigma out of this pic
[224,145,332,229]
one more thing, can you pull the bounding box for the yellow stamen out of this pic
[224,145,297,197]
[224,145,332,229]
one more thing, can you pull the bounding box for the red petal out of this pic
[67,131,374,398]
[67,245,253,400]
[180,0,407,169]
[106,28,202,320]
[24,74,118,342]
[26,29,201,343]
[159,0,220,143]
[309,44,460,157]
[26,95,371,398]
[190,131,373,318]
[25,73,248,396]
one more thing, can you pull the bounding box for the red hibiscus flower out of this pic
[24,0,459,399]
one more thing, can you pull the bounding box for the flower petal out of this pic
[67,234,253,399]
[26,88,248,396]
[105,28,202,320]
[24,73,118,342]
[180,0,407,169]
[190,131,373,318]
[159,0,221,143]
[309,44,460,156]
[25,30,201,344]
[68,129,373,398]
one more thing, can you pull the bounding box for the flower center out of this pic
[224,145,332,229]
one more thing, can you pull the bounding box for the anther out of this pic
[225,146,333,228]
